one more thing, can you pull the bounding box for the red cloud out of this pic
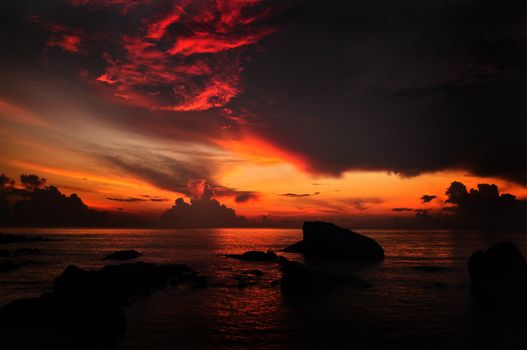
[48,34,82,53]
[145,4,185,40]
[39,0,280,112]
[162,78,240,112]
[28,17,83,54]
[168,30,275,56]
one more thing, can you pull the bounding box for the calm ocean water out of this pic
[0,228,526,349]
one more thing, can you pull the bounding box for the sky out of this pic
[0,0,525,227]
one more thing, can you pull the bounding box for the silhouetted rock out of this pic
[412,265,448,273]
[104,249,141,260]
[279,257,369,295]
[283,221,384,260]
[54,262,192,305]
[15,247,41,255]
[0,233,51,244]
[0,261,196,347]
[226,250,278,262]
[468,242,527,304]
[0,293,126,346]
[282,240,305,253]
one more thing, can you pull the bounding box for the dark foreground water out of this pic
[0,228,526,349]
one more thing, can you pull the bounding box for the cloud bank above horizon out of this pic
[0,0,525,222]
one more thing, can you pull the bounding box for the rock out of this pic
[468,242,527,303]
[0,233,51,245]
[282,240,305,253]
[282,221,384,260]
[54,262,192,305]
[0,261,195,347]
[104,249,141,260]
[226,250,278,262]
[279,257,369,295]
[411,265,448,273]
[0,293,126,346]
[15,247,41,255]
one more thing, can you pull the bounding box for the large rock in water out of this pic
[283,221,384,260]
[468,242,527,303]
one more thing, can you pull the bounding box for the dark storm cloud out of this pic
[0,0,525,186]
[238,0,526,184]
[420,195,437,203]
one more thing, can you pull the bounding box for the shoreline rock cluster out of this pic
[0,261,205,347]
[0,221,525,347]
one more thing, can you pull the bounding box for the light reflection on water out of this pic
[0,228,526,349]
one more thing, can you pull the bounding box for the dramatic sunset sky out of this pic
[0,0,525,226]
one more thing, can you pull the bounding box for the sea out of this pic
[0,228,526,349]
